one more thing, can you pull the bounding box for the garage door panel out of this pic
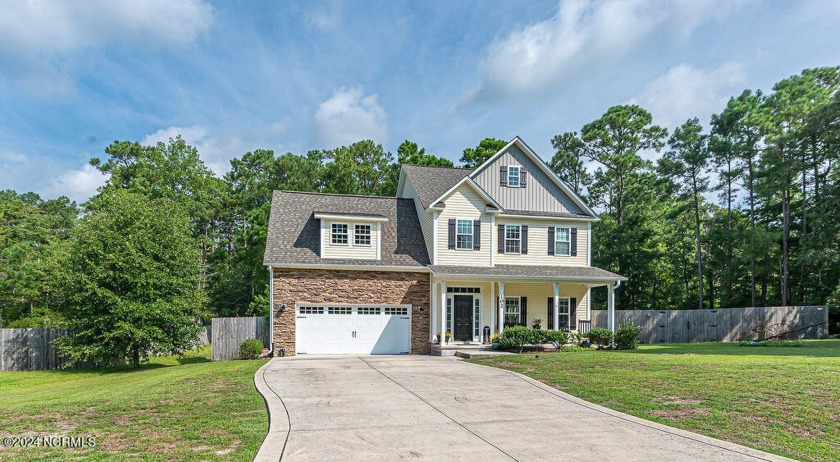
[296,305,411,355]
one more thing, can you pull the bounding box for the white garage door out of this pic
[296,304,411,355]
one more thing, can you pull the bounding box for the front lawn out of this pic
[0,346,268,461]
[470,340,840,462]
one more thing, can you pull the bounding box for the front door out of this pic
[453,295,473,342]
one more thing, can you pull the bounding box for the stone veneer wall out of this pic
[272,268,431,356]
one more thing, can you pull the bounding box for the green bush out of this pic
[239,338,264,359]
[588,327,613,346]
[542,330,569,345]
[614,319,642,350]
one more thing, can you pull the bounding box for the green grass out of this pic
[0,346,268,461]
[470,340,840,462]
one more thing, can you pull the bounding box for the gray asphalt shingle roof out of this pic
[401,164,472,209]
[264,191,430,267]
[428,264,626,281]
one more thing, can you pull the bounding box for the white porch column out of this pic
[431,280,438,342]
[553,283,560,331]
[490,282,495,337]
[608,283,616,334]
[498,282,505,335]
[440,280,447,341]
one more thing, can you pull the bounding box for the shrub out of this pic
[490,333,500,343]
[498,326,538,351]
[588,327,613,346]
[542,330,569,345]
[614,319,642,350]
[240,338,264,359]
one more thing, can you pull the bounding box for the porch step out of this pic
[454,350,514,359]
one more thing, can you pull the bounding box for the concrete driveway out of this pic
[254,355,789,461]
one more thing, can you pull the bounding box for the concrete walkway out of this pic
[254,355,790,462]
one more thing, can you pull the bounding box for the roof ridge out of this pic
[276,190,398,200]
[402,164,473,172]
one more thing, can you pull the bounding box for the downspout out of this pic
[268,265,274,354]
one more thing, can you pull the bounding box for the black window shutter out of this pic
[520,169,527,187]
[500,166,507,187]
[498,224,505,253]
[473,220,481,250]
[548,227,555,255]
[521,225,528,254]
[520,297,528,326]
[570,298,577,331]
[570,227,578,256]
[448,219,456,249]
[547,297,554,330]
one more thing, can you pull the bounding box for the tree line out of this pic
[1,66,838,343]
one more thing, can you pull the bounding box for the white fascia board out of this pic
[425,177,503,213]
[427,272,627,282]
[313,212,389,222]
[469,136,599,219]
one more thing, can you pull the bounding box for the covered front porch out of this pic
[427,265,626,346]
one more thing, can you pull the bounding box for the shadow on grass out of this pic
[619,339,840,358]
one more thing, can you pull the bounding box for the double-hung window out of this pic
[354,224,371,246]
[507,165,521,187]
[557,298,571,330]
[456,219,473,250]
[505,224,521,254]
[555,226,571,256]
[331,223,348,244]
[504,297,520,325]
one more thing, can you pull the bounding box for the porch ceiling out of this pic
[428,264,626,282]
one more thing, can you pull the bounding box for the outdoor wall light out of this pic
[280,303,287,310]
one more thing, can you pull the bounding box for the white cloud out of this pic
[315,88,388,148]
[142,122,289,175]
[461,0,745,107]
[0,0,214,56]
[629,62,747,129]
[0,0,214,95]
[41,163,108,203]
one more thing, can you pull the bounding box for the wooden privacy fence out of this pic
[211,317,269,360]
[0,328,76,371]
[592,306,828,344]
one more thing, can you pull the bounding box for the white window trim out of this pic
[556,296,571,330]
[504,296,521,326]
[507,165,521,187]
[354,223,372,247]
[505,224,521,255]
[554,226,571,256]
[455,218,474,250]
[331,222,349,245]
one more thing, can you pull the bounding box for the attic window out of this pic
[507,166,521,187]
[331,223,348,244]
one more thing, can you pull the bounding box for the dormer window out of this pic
[354,224,371,246]
[331,223,349,244]
[507,166,521,187]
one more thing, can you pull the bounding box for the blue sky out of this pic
[1,0,839,202]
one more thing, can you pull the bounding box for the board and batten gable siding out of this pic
[435,184,492,267]
[473,145,587,216]
[401,174,436,263]
[496,218,589,266]
[320,219,379,260]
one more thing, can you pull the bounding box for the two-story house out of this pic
[264,137,626,356]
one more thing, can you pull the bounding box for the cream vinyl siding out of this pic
[321,220,378,260]
[495,218,588,267]
[402,177,435,262]
[472,145,587,216]
[501,282,590,329]
[435,185,492,267]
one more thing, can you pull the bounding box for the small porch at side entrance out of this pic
[427,265,627,352]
